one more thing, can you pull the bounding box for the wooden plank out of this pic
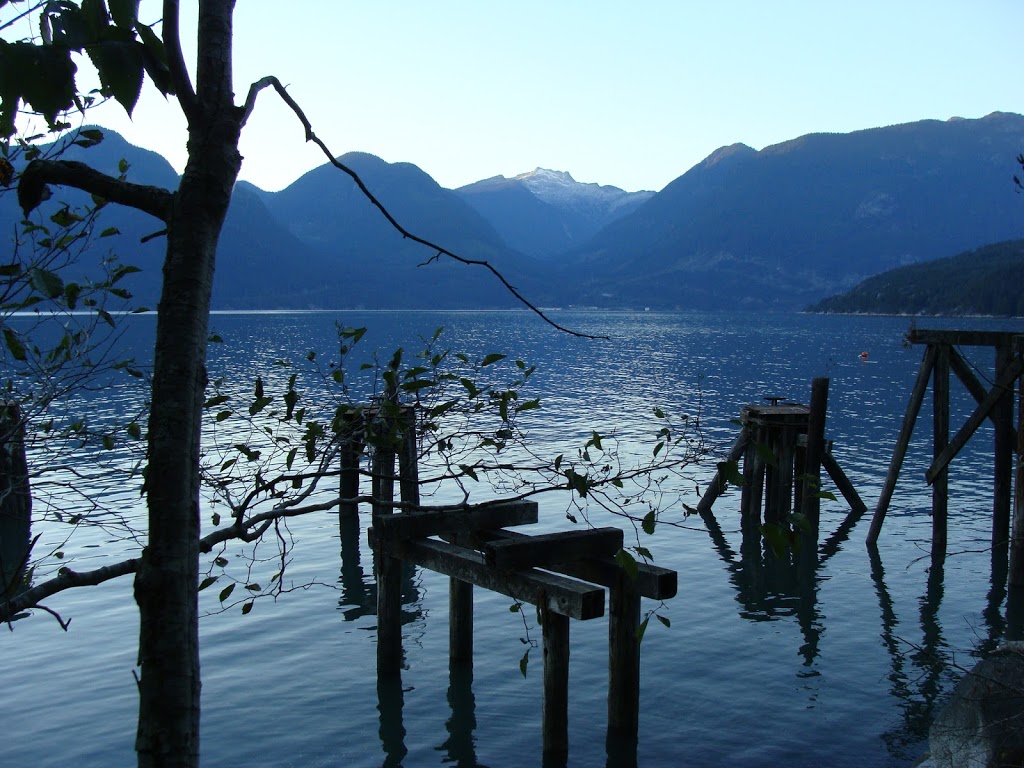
[483,527,623,570]
[470,528,677,600]
[392,536,605,620]
[926,355,1024,484]
[449,577,473,665]
[373,501,539,540]
[867,344,936,545]
[908,329,1023,348]
[541,610,570,762]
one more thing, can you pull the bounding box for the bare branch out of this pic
[241,75,608,341]
[18,160,173,221]
[162,0,198,120]
[1,558,140,624]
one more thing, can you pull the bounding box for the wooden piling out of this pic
[0,402,31,601]
[1011,370,1024,587]
[607,568,641,745]
[372,407,402,673]
[932,344,950,558]
[993,342,1014,550]
[800,378,830,534]
[541,609,570,762]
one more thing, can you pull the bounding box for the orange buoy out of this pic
[859,351,868,361]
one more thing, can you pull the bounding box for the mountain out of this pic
[455,168,653,259]
[561,112,1024,310]
[261,152,552,308]
[806,239,1024,317]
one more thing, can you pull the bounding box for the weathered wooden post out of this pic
[607,567,641,746]
[800,378,830,541]
[1,402,31,602]
[371,395,402,674]
[932,344,950,559]
[1010,368,1024,588]
[541,607,570,764]
[994,342,1015,552]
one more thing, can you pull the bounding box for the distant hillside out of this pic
[806,239,1024,317]
[561,112,1024,310]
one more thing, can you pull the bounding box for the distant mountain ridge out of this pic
[560,111,1024,310]
[5,113,1024,313]
[455,169,653,259]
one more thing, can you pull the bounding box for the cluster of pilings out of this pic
[340,398,677,764]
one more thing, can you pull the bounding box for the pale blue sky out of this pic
[81,1,1023,193]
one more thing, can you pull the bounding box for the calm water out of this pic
[3,309,1023,767]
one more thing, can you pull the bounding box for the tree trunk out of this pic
[133,3,241,766]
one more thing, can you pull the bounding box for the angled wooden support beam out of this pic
[926,355,1024,484]
[373,501,539,540]
[390,536,605,620]
[696,426,750,514]
[821,450,867,514]
[948,347,1017,444]
[469,528,677,600]
[867,344,937,545]
[482,527,623,570]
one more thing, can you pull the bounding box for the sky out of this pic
[33,0,1024,193]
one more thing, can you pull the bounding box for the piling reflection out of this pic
[376,669,408,767]
[337,512,424,624]
[439,663,480,767]
[1,404,32,605]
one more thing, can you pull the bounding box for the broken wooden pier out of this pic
[339,397,677,762]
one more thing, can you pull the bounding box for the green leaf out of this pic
[99,226,121,237]
[205,394,230,408]
[3,328,26,361]
[755,442,778,467]
[64,281,80,309]
[636,615,650,642]
[516,398,541,412]
[589,431,603,451]
[126,421,141,439]
[211,512,220,526]
[615,549,639,581]
[218,583,235,602]
[109,0,139,28]
[641,511,656,535]
[29,268,64,299]
[87,38,145,115]
[214,556,229,568]
[458,464,479,481]
[635,546,653,560]
[656,614,671,629]
[245,583,261,592]
[719,459,744,488]
[198,576,218,592]
[101,434,115,450]
[241,602,253,615]
[519,649,530,678]
[480,353,506,367]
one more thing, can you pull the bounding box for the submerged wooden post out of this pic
[0,402,31,601]
[994,342,1014,550]
[1011,371,1024,587]
[932,344,950,558]
[338,412,362,521]
[541,609,570,763]
[607,568,641,745]
[372,402,402,674]
[800,378,830,539]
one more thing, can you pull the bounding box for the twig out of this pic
[241,75,608,341]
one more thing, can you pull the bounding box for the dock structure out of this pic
[866,329,1024,585]
[340,395,677,763]
[698,377,866,545]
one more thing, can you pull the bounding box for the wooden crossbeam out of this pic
[371,501,538,540]
[926,355,1024,484]
[471,529,677,600]
[390,536,605,620]
[483,527,623,570]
